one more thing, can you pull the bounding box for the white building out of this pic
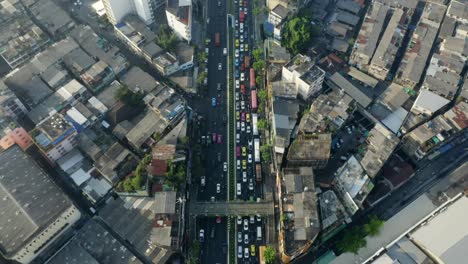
[102,0,161,25]
[282,54,325,100]
[166,0,192,42]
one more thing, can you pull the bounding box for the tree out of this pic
[363,215,384,236]
[257,89,267,101]
[155,25,179,52]
[253,60,266,73]
[281,15,319,54]
[260,145,272,162]
[256,76,263,88]
[252,48,264,61]
[197,71,208,85]
[336,227,367,254]
[179,136,189,146]
[187,240,201,264]
[197,51,207,64]
[257,119,269,130]
[165,161,186,190]
[115,85,144,107]
[264,246,276,264]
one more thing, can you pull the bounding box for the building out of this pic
[411,89,450,116]
[46,219,142,264]
[326,72,373,108]
[30,113,79,162]
[0,81,28,119]
[80,60,115,93]
[394,2,446,89]
[281,167,320,258]
[336,0,361,15]
[282,54,325,100]
[319,190,350,235]
[166,0,192,42]
[154,52,180,75]
[271,96,300,154]
[0,127,33,151]
[102,0,160,25]
[287,134,331,169]
[0,145,81,264]
[446,0,468,24]
[29,0,75,37]
[268,4,289,26]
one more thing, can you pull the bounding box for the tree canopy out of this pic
[155,25,179,52]
[252,48,264,61]
[115,85,144,107]
[363,215,384,236]
[260,144,272,162]
[165,161,186,190]
[257,89,267,101]
[264,246,276,264]
[336,227,367,254]
[281,15,319,54]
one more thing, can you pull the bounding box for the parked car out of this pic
[199,229,205,242]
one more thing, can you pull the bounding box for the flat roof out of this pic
[347,67,379,88]
[121,67,158,94]
[328,72,372,107]
[287,134,331,162]
[0,146,72,255]
[412,89,450,114]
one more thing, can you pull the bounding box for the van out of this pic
[237,183,241,196]
[237,160,240,170]
[256,226,262,240]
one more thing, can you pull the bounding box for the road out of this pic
[190,200,274,216]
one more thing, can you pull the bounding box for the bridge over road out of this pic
[189,200,275,216]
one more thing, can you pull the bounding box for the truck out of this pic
[244,55,250,68]
[215,33,220,46]
[255,164,262,182]
[252,113,258,136]
[239,10,245,22]
[250,68,256,89]
[254,138,260,162]
[259,245,266,264]
[438,142,454,154]
[251,90,257,110]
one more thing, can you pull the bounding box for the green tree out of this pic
[260,145,272,162]
[253,60,266,73]
[337,227,367,254]
[187,240,201,264]
[256,76,263,88]
[257,119,269,130]
[252,48,264,61]
[363,215,384,236]
[197,71,208,85]
[155,25,179,52]
[257,89,267,101]
[197,51,207,64]
[264,246,276,264]
[281,15,319,54]
[115,85,144,107]
[179,136,189,146]
[165,161,186,190]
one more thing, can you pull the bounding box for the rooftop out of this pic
[271,81,297,99]
[116,15,156,48]
[346,67,379,88]
[29,0,75,36]
[34,113,75,149]
[412,89,450,115]
[154,191,177,215]
[327,72,372,107]
[96,80,121,108]
[0,145,72,255]
[336,0,361,14]
[126,110,165,148]
[284,54,313,76]
[271,4,289,18]
[265,38,291,63]
[63,47,96,74]
[287,134,331,162]
[377,82,410,112]
[121,67,158,94]
[443,101,468,131]
[319,190,349,230]
[336,10,360,26]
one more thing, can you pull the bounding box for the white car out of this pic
[218,63,222,71]
[241,122,245,132]
[237,160,241,170]
[238,246,243,258]
[236,133,240,143]
[199,229,205,242]
[248,140,253,149]
[235,49,239,58]
[236,79,240,89]
[244,234,249,244]
[237,183,242,195]
[242,171,247,182]
[240,35,244,43]
[236,92,239,101]
[244,248,249,258]
[238,232,242,243]
[248,180,254,190]
[246,125,251,134]
[240,44,244,52]
[216,183,221,193]
[243,219,249,231]
[223,47,227,55]
[223,162,228,172]
[240,72,245,81]
[250,216,255,224]
[248,154,252,163]
[241,100,245,110]
[237,216,242,225]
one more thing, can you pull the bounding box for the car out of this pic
[236,92,240,101]
[235,69,240,78]
[238,232,242,242]
[216,183,221,193]
[240,72,245,81]
[251,245,256,256]
[250,216,255,224]
[218,63,222,70]
[240,35,244,43]
[235,58,239,66]
[246,113,251,122]
[210,196,215,202]
[217,83,222,91]
[248,180,254,190]
[236,133,240,143]
[339,138,344,144]
[242,160,247,170]
[244,248,249,258]
[347,127,352,134]
[243,219,249,231]
[237,183,241,195]
[212,97,216,107]
[240,63,245,71]
[237,216,242,225]
[235,29,239,37]
[217,134,222,144]
[248,154,252,163]
[245,44,249,52]
[206,133,211,144]
[236,79,240,89]
[236,111,240,120]
[235,39,239,47]
[236,146,241,157]
[256,214,262,222]
[212,133,217,142]
[242,147,247,156]
[238,246,243,258]
[201,176,206,186]
[237,160,241,170]
[244,234,249,244]
[218,0,221,6]
[235,19,239,27]
[223,162,227,171]
[241,122,245,132]
[216,216,221,223]
[241,100,245,110]
[199,229,205,242]
[223,47,227,55]
[248,140,253,149]
[217,152,222,162]
[240,44,244,52]
[235,49,239,57]
[242,171,247,182]
[241,112,246,121]
[246,125,251,134]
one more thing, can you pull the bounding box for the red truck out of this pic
[215,33,220,46]
[239,10,245,22]
[250,68,256,89]
[251,90,257,110]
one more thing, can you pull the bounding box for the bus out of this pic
[250,68,256,89]
[252,113,258,135]
[251,90,257,110]
[215,33,220,46]
[254,138,260,162]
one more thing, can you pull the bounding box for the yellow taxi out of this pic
[250,245,256,256]
[236,111,240,121]
[246,113,251,123]
[242,147,246,156]
[242,160,247,170]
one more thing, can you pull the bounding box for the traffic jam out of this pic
[233,0,261,202]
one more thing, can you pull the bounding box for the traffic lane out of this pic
[199,217,228,264]
[236,216,263,263]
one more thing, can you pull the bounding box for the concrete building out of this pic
[30,113,79,163]
[102,0,161,25]
[282,54,325,100]
[326,72,373,108]
[287,134,331,169]
[271,96,300,154]
[0,81,28,119]
[268,4,289,26]
[446,0,468,24]
[394,2,446,89]
[0,145,81,264]
[166,0,192,42]
[411,89,450,116]
[29,0,75,37]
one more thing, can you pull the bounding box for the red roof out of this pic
[150,159,167,176]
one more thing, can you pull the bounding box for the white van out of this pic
[237,160,241,170]
[256,226,262,240]
[237,183,241,196]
